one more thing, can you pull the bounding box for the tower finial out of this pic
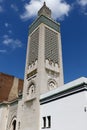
[44,1,46,6]
[38,1,51,18]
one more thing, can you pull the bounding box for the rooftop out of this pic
[40,77,87,104]
[0,73,24,103]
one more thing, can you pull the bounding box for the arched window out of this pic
[9,117,17,130]
[12,120,16,130]
[27,83,36,96]
[48,79,57,90]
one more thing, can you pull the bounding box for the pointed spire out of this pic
[44,1,46,6]
[38,2,51,18]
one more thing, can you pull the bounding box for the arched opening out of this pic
[12,120,16,130]
[27,83,35,96]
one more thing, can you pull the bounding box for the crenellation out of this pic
[28,60,38,73]
[45,59,59,73]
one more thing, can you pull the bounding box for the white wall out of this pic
[0,106,3,124]
[40,91,87,130]
[0,105,8,130]
[6,102,18,130]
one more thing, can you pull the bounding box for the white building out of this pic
[40,77,87,130]
[0,2,87,130]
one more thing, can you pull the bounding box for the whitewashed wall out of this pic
[0,106,3,125]
[0,105,8,130]
[40,91,87,130]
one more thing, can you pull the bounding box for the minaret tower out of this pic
[20,2,64,130]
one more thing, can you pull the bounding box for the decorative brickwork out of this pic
[45,27,59,63]
[29,28,39,65]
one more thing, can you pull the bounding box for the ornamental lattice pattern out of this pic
[29,28,39,65]
[45,27,59,63]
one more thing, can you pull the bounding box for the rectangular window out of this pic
[42,117,46,128]
[42,116,51,129]
[47,116,51,128]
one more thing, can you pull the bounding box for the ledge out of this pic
[40,77,87,104]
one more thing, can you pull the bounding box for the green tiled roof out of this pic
[29,15,60,34]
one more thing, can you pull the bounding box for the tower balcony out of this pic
[45,59,59,73]
[27,60,38,74]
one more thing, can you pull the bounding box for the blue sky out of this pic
[0,0,87,83]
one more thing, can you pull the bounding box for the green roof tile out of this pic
[29,15,60,34]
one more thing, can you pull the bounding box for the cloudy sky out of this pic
[0,0,87,83]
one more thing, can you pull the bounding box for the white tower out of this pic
[20,3,64,130]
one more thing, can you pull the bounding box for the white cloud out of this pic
[5,23,9,27]
[0,5,3,12]
[4,23,13,34]
[20,0,71,20]
[84,12,87,15]
[77,0,87,15]
[0,50,7,53]
[11,4,18,12]
[2,35,22,49]
[78,0,87,6]
[8,30,12,34]
[0,0,3,3]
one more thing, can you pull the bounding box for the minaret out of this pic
[20,3,64,130]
